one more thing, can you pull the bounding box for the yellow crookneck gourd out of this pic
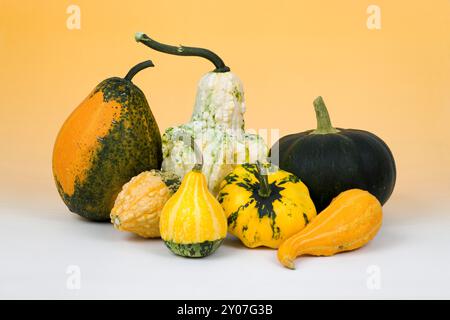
[159,138,227,258]
[218,162,316,249]
[278,189,383,269]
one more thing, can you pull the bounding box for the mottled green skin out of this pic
[164,239,224,258]
[55,77,162,221]
[149,169,181,194]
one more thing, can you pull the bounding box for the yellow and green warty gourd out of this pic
[159,138,227,258]
[218,163,317,249]
[135,33,268,195]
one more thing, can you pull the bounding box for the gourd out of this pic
[52,61,162,221]
[217,162,316,249]
[271,96,396,212]
[135,33,268,195]
[159,138,227,257]
[278,189,383,269]
[110,170,180,238]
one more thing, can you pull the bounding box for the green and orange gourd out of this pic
[52,60,162,221]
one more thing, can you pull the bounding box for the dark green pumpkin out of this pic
[270,96,396,212]
[52,61,162,221]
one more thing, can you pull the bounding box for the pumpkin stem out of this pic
[174,133,203,172]
[191,138,203,172]
[311,96,340,135]
[124,60,154,81]
[135,32,230,73]
[255,161,271,198]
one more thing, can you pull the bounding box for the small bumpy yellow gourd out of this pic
[278,189,383,269]
[159,139,227,257]
[111,170,180,238]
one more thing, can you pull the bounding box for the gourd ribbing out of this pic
[135,32,230,73]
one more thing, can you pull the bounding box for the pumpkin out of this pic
[52,60,162,221]
[159,137,227,257]
[278,189,383,269]
[271,96,396,212]
[217,162,316,249]
[110,170,180,238]
[135,32,268,195]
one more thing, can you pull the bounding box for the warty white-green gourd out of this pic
[136,33,268,195]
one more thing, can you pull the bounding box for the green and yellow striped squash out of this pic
[159,151,227,258]
[218,163,317,249]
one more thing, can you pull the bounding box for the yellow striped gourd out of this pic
[159,137,227,257]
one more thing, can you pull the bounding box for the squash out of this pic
[110,170,180,238]
[278,189,383,269]
[159,137,227,257]
[217,162,316,249]
[135,32,268,195]
[52,61,162,221]
[271,96,396,212]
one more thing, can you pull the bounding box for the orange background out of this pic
[1,0,449,205]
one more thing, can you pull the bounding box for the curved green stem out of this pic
[124,60,154,81]
[310,96,339,135]
[255,161,271,198]
[191,138,203,172]
[174,133,203,172]
[135,32,230,73]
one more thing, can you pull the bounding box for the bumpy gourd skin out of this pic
[53,78,162,221]
[162,72,268,195]
[278,189,383,269]
[159,169,227,258]
[111,170,180,238]
[218,164,317,249]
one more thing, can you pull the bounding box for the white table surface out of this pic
[1,190,449,299]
